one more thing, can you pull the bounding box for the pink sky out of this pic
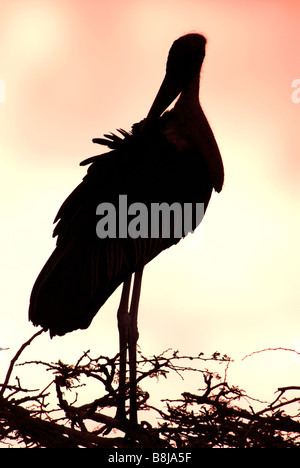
[1,0,299,405]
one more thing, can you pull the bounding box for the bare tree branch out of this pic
[1,339,300,448]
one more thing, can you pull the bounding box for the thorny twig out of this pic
[1,333,300,447]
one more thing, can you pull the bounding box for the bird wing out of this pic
[29,117,212,336]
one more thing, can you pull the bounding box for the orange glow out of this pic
[0,0,299,402]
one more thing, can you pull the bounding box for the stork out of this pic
[29,33,224,424]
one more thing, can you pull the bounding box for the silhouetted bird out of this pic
[29,33,224,423]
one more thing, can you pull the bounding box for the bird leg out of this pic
[128,266,144,424]
[116,275,132,422]
[116,267,144,424]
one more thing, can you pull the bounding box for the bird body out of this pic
[29,33,224,340]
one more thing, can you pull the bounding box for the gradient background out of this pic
[1,0,299,407]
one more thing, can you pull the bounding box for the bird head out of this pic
[166,33,206,87]
[144,33,207,127]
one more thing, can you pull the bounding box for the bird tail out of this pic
[29,246,85,336]
[29,238,110,337]
[28,231,136,337]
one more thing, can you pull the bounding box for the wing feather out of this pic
[29,116,213,336]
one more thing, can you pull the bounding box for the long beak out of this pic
[142,73,182,129]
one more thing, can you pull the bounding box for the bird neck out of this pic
[164,73,225,193]
[178,74,201,108]
[174,75,202,122]
[164,73,202,147]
